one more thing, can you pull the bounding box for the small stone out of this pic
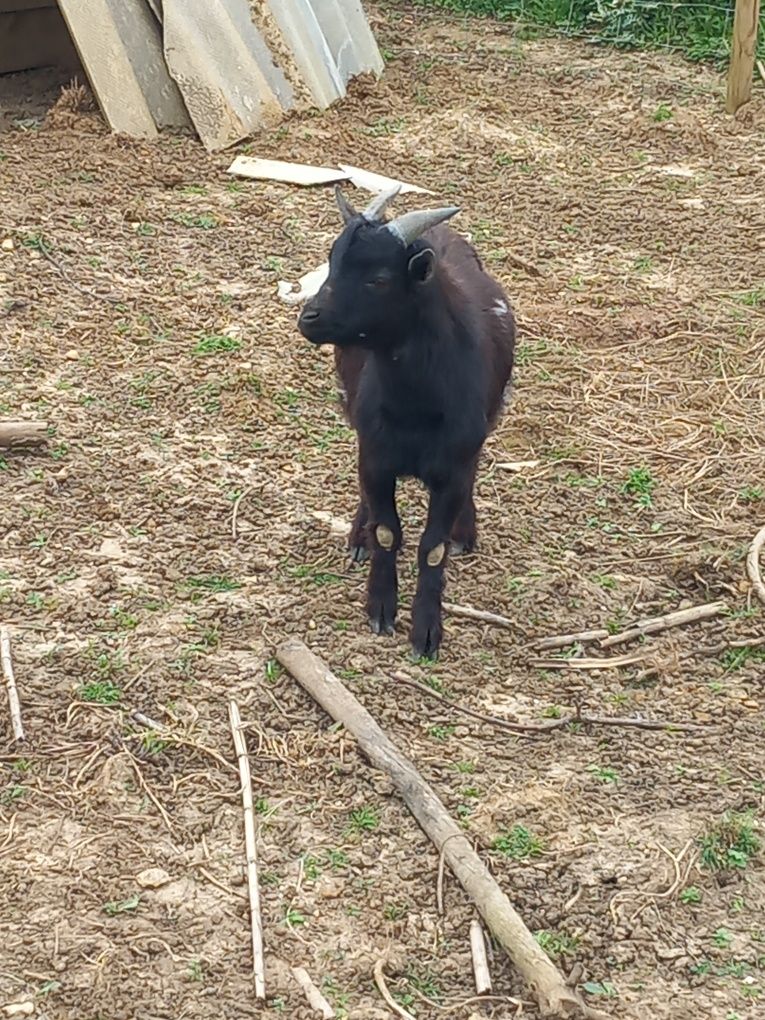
[136,867,171,889]
[307,619,316,630]
[3,1003,34,1018]
[1,238,14,251]
[98,538,125,560]
[64,349,80,361]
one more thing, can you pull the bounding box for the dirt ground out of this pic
[1,5,765,1019]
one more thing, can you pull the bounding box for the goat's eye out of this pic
[366,277,389,290]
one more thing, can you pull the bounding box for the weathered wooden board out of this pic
[265,0,345,109]
[163,0,293,152]
[58,0,189,136]
[227,156,348,186]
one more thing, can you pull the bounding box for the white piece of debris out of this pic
[136,867,171,889]
[338,163,434,195]
[228,156,348,186]
[495,460,540,472]
[277,262,329,306]
[311,510,352,537]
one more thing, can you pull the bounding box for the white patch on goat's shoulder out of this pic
[492,299,509,317]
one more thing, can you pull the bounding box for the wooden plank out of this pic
[227,156,348,186]
[58,0,190,136]
[726,0,762,113]
[265,0,345,109]
[309,0,383,83]
[163,0,293,152]
[0,7,80,74]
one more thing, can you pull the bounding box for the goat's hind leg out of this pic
[450,461,478,554]
[348,499,370,563]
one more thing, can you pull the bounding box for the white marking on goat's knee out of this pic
[427,542,446,567]
[376,525,395,550]
[492,299,508,317]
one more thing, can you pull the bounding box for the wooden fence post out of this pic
[726,0,762,114]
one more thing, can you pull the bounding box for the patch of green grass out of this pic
[187,960,203,981]
[347,806,379,834]
[733,287,765,307]
[582,980,618,998]
[104,893,140,916]
[172,211,217,229]
[364,115,406,136]
[739,486,763,503]
[712,927,733,948]
[139,731,168,755]
[591,573,618,590]
[680,886,702,904]
[652,104,673,122]
[428,724,455,741]
[80,680,121,704]
[587,764,619,784]
[722,645,765,671]
[383,901,409,921]
[193,333,240,356]
[283,908,306,927]
[621,466,655,507]
[699,812,760,872]
[288,563,343,586]
[492,824,544,860]
[535,929,581,958]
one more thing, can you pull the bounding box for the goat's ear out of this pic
[407,247,435,284]
[335,186,357,224]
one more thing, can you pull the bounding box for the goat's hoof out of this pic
[410,616,443,661]
[350,544,370,564]
[368,598,396,636]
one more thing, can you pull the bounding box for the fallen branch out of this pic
[391,671,707,734]
[600,601,727,648]
[228,700,266,999]
[529,652,646,670]
[291,966,335,1018]
[470,919,492,995]
[278,640,602,1019]
[373,959,416,1020]
[534,628,609,651]
[1,628,24,742]
[746,527,765,606]
[495,459,540,472]
[0,421,48,451]
[443,602,515,631]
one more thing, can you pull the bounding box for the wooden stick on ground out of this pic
[1,628,24,742]
[470,919,492,995]
[529,652,646,671]
[443,602,515,631]
[600,601,727,649]
[746,526,765,606]
[278,640,604,1020]
[534,628,609,651]
[228,699,266,999]
[0,421,48,450]
[391,672,708,734]
[291,966,335,1018]
[373,959,416,1020]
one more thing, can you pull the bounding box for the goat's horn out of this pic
[386,206,460,245]
[361,184,402,222]
[335,186,357,224]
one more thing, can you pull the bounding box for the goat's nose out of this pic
[300,307,320,322]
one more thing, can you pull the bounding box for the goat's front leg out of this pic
[361,463,400,636]
[411,479,468,659]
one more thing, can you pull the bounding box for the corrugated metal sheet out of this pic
[44,0,382,149]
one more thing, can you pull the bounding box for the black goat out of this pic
[298,186,515,658]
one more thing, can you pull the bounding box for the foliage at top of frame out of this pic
[410,0,762,65]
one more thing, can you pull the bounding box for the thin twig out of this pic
[231,487,252,540]
[373,960,415,1020]
[126,753,174,833]
[534,628,609,651]
[39,242,123,305]
[529,651,646,670]
[291,967,336,1018]
[442,602,515,631]
[746,526,765,606]
[130,710,164,731]
[1,628,24,742]
[436,847,446,914]
[470,919,492,995]
[391,672,708,734]
[229,699,266,999]
[600,601,727,648]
